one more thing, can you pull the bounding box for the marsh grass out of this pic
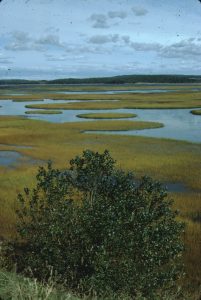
[25,110,62,115]
[0,90,201,109]
[80,120,163,131]
[76,113,137,119]
[183,220,201,288]
[1,83,201,96]
[0,87,201,292]
[170,193,201,289]
[0,116,200,187]
[190,109,201,115]
[0,116,200,242]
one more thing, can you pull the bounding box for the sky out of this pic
[0,0,201,79]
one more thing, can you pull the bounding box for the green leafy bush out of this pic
[7,150,184,298]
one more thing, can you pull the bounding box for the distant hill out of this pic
[0,74,201,85]
[0,79,45,85]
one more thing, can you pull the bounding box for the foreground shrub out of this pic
[6,150,184,298]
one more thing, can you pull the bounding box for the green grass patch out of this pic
[25,110,62,115]
[191,109,201,115]
[77,113,137,119]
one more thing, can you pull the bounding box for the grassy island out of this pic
[191,109,201,115]
[77,113,137,119]
[25,110,62,115]
[81,120,163,131]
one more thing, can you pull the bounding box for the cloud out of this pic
[108,11,127,19]
[122,35,130,44]
[89,34,119,44]
[45,54,68,62]
[46,53,87,62]
[88,34,161,53]
[89,10,127,29]
[160,39,201,59]
[5,31,64,51]
[128,37,201,61]
[88,33,201,64]
[44,43,108,60]
[130,42,162,52]
[132,7,148,16]
[5,31,31,51]
[35,34,64,48]
[89,14,109,28]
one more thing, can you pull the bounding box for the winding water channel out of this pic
[0,98,201,143]
[85,108,201,143]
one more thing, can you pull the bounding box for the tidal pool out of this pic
[0,151,22,167]
[164,182,190,193]
[0,150,43,167]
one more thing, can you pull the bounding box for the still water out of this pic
[85,108,201,143]
[56,89,176,94]
[0,151,22,167]
[0,99,200,143]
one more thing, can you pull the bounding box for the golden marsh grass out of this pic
[18,91,201,110]
[0,88,201,290]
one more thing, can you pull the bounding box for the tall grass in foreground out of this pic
[0,270,79,300]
